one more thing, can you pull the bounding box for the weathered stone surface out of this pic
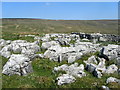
[82,38,90,41]
[0,40,40,58]
[2,54,33,76]
[54,63,86,78]
[54,64,68,72]
[0,51,11,58]
[84,55,98,64]
[100,44,118,60]
[74,42,100,54]
[106,77,120,84]
[41,41,60,50]
[56,74,76,85]
[11,40,27,43]
[20,43,40,56]
[97,58,106,69]
[68,56,76,63]
[44,45,84,63]
[0,39,11,49]
[85,63,97,73]
[1,33,119,86]
[0,45,11,58]
[99,37,107,42]
[93,69,102,78]
[101,85,110,90]
[84,56,106,78]
[105,64,118,74]
[41,34,51,42]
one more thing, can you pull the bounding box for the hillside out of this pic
[2,18,118,35]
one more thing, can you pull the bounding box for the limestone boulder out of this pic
[101,44,118,60]
[101,86,110,90]
[41,34,51,42]
[56,74,76,85]
[85,63,97,73]
[93,69,102,78]
[68,56,76,63]
[2,54,33,76]
[54,63,86,78]
[0,45,12,58]
[105,64,118,74]
[106,77,120,84]
[84,55,98,64]
[41,41,60,50]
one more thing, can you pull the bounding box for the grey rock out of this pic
[68,56,76,63]
[85,63,97,73]
[0,45,12,58]
[93,69,102,78]
[105,64,118,74]
[101,44,118,60]
[41,41,60,50]
[56,74,76,85]
[2,54,33,76]
[54,63,86,78]
[85,55,98,64]
[106,77,120,84]
[101,85,110,90]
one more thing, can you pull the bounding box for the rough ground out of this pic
[1,18,119,89]
[1,33,120,89]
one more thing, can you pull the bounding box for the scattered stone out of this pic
[41,34,51,42]
[54,63,86,78]
[85,56,106,78]
[1,32,120,87]
[106,77,120,84]
[93,69,102,78]
[101,85,110,90]
[68,56,76,63]
[85,63,97,73]
[99,45,118,60]
[2,54,33,76]
[0,45,11,58]
[56,74,76,85]
[41,41,60,50]
[105,64,118,74]
[84,55,98,64]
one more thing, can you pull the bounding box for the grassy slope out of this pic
[2,18,118,36]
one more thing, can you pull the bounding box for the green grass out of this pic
[2,19,118,36]
[19,36,34,42]
[2,52,119,88]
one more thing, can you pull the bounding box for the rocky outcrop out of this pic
[84,55,118,78]
[54,63,86,78]
[99,45,118,60]
[105,64,118,74]
[56,74,76,85]
[41,41,60,50]
[0,40,40,58]
[101,86,110,90]
[2,54,33,76]
[54,63,86,85]
[106,77,120,84]
[1,32,119,87]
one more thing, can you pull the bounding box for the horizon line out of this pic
[1,17,119,21]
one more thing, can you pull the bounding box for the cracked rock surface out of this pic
[2,54,33,76]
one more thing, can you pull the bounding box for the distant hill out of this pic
[2,18,118,35]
